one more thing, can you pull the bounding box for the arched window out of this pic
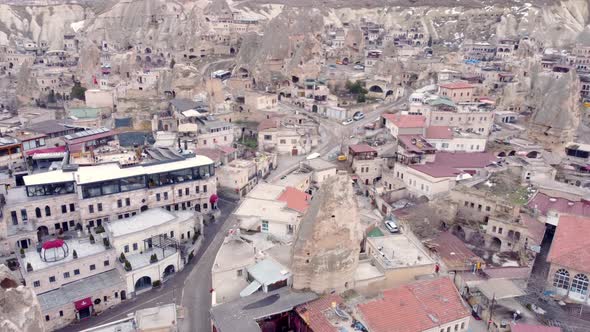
[35,207,42,218]
[571,274,589,295]
[44,206,51,217]
[553,269,570,289]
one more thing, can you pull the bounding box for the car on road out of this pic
[353,112,365,121]
[306,152,321,160]
[342,118,354,125]
[354,64,365,70]
[328,64,336,69]
[384,220,400,233]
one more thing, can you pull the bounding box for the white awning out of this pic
[239,280,261,297]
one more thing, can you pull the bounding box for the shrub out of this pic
[89,234,95,244]
[124,260,132,271]
[72,250,78,259]
[150,254,158,264]
[103,238,110,248]
[95,225,105,234]
[119,253,126,263]
[152,280,161,287]
[20,248,25,257]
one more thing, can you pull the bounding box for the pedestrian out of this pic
[434,263,440,275]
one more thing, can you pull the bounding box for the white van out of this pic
[384,220,400,233]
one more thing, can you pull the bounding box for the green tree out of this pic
[70,82,87,101]
[346,80,367,95]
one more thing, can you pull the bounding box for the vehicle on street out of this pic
[342,118,354,125]
[353,112,365,121]
[384,220,400,233]
[354,64,365,70]
[337,154,347,161]
[328,64,336,69]
[306,152,321,160]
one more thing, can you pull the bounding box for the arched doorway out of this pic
[526,151,540,159]
[163,265,175,278]
[134,276,152,292]
[141,205,148,212]
[553,269,570,296]
[490,237,502,251]
[386,90,394,97]
[497,151,506,157]
[570,274,589,301]
[37,226,49,242]
[369,85,384,93]
[312,104,318,113]
[508,151,516,156]
[120,290,127,300]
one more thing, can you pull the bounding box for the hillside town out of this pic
[0,0,590,332]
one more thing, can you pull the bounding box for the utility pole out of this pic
[487,293,496,331]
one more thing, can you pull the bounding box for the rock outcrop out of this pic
[291,174,363,294]
[0,264,45,332]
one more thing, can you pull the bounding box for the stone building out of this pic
[1,156,217,255]
[291,174,363,293]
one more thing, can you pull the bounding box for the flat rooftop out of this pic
[37,269,125,311]
[235,198,298,224]
[107,209,193,238]
[368,234,434,269]
[210,288,318,332]
[23,237,108,271]
[246,183,285,200]
[135,303,177,330]
[212,236,255,273]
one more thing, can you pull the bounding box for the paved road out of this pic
[56,197,238,332]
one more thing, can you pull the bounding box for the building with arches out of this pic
[547,215,590,304]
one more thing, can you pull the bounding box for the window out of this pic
[124,213,129,218]
[485,206,491,212]
[124,245,129,253]
[195,186,200,193]
[33,281,40,287]
[89,205,94,213]
[63,272,70,279]
[178,189,183,197]
[59,311,63,317]
[203,185,208,193]
[45,315,50,322]
[571,274,589,295]
[492,226,496,232]
[61,205,67,213]
[261,220,269,232]
[498,227,503,234]
[287,224,294,234]
[553,269,570,289]
[164,192,168,200]
[104,296,107,302]
[104,260,110,267]
[237,269,243,277]
[170,231,174,237]
[10,211,17,225]
[264,135,272,140]
[117,199,122,208]
[97,203,103,212]
[455,324,458,331]
[125,198,130,206]
[460,322,465,330]
[133,243,138,251]
[89,264,96,271]
[203,203,208,209]
[115,292,118,298]
[74,269,80,275]
[279,139,286,144]
[464,201,469,207]
[156,193,161,201]
[49,276,56,283]
[44,206,51,216]
[69,203,75,212]
[185,188,189,195]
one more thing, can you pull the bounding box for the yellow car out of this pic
[337,154,347,161]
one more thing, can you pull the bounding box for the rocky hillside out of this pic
[0,0,588,49]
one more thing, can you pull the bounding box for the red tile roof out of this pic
[439,82,474,89]
[425,126,453,139]
[434,152,495,169]
[194,148,223,162]
[512,324,561,332]
[547,215,590,272]
[278,187,311,213]
[258,118,279,131]
[398,135,436,153]
[358,277,470,332]
[409,163,460,178]
[295,294,343,332]
[526,192,590,217]
[430,232,483,270]
[25,145,67,156]
[349,144,377,154]
[382,114,426,128]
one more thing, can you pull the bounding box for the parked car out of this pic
[354,64,365,70]
[384,220,400,233]
[353,112,365,121]
[342,118,354,125]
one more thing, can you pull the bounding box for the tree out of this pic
[47,90,56,104]
[357,94,366,103]
[124,260,132,271]
[119,252,126,263]
[70,82,86,101]
[428,36,433,47]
